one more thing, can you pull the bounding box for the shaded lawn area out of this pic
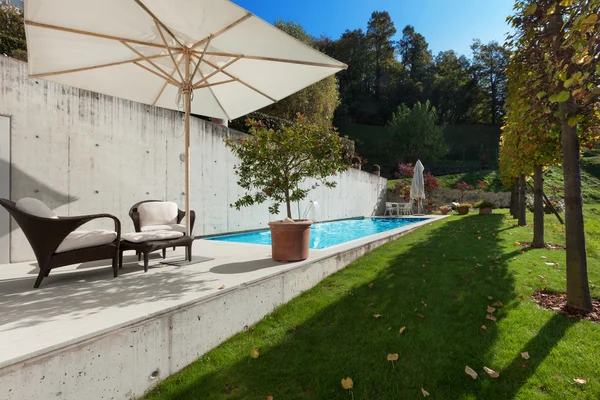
[144,210,600,400]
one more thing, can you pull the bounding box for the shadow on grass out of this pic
[145,214,574,400]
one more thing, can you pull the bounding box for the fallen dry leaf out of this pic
[465,365,479,379]
[399,326,406,334]
[487,306,496,313]
[486,314,497,322]
[487,296,494,300]
[519,295,526,300]
[483,366,499,378]
[251,348,260,359]
[574,378,587,385]
[452,293,459,298]
[418,314,425,319]
[493,301,504,308]
[368,282,374,288]
[373,314,382,319]
[291,325,297,332]
[265,396,274,400]
[341,377,354,390]
[217,285,225,290]
[480,324,487,330]
[521,352,530,360]
[421,387,430,397]
[387,353,399,361]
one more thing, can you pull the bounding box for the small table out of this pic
[119,235,194,272]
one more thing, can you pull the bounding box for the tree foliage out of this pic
[504,0,600,312]
[259,20,340,132]
[0,3,26,59]
[225,116,349,219]
[388,101,447,162]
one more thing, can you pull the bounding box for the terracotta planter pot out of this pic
[268,219,313,261]
[479,207,492,215]
[440,209,450,215]
[457,206,470,215]
[426,204,434,214]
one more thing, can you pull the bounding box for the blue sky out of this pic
[233,0,514,58]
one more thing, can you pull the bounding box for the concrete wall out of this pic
[0,57,387,262]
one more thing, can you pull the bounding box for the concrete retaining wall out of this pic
[0,57,387,262]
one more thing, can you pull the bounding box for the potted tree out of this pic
[424,172,440,214]
[457,203,472,215]
[439,205,451,215]
[226,116,348,262]
[372,164,381,176]
[474,200,494,215]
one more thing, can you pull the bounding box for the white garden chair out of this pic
[398,202,413,216]
[384,202,399,216]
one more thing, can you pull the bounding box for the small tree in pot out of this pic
[225,116,349,261]
[423,172,440,213]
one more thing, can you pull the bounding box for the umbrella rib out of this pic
[153,54,185,106]
[190,51,347,69]
[197,69,231,121]
[155,21,184,83]
[190,36,213,84]
[121,41,180,86]
[135,0,185,48]
[195,79,236,89]
[29,52,177,79]
[192,56,241,89]
[24,20,176,51]
[133,61,179,86]
[200,57,276,103]
[192,13,252,50]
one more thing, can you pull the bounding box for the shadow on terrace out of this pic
[145,214,576,399]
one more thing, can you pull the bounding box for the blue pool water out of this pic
[207,217,428,249]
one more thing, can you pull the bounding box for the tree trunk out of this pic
[532,165,545,248]
[518,174,526,226]
[510,178,518,219]
[285,190,292,220]
[560,100,592,311]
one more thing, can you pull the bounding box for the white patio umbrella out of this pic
[410,160,425,215]
[24,0,347,235]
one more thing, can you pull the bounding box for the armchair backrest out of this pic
[0,198,66,265]
[129,200,187,232]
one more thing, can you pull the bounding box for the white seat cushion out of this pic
[121,231,184,243]
[140,224,187,233]
[16,198,58,219]
[138,202,178,229]
[55,230,117,253]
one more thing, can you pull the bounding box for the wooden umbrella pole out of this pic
[184,50,192,238]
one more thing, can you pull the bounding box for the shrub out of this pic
[424,172,440,201]
[397,163,414,178]
[394,180,411,198]
[456,181,475,201]
[474,200,495,209]
[439,205,451,212]
[476,180,489,192]
[458,203,472,208]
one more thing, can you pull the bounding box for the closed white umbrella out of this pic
[410,160,425,215]
[24,0,347,235]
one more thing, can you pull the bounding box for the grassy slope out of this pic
[144,209,600,400]
[387,149,600,202]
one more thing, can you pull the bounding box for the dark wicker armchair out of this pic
[129,200,195,259]
[0,198,121,288]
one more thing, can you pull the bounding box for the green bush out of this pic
[474,200,495,209]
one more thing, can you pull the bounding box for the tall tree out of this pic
[429,50,477,124]
[259,21,340,131]
[366,11,397,100]
[506,0,600,311]
[387,101,447,162]
[471,40,510,125]
[398,25,433,84]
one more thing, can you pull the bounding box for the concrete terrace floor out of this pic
[0,216,443,370]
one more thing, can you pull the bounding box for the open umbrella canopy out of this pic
[24,0,346,235]
[410,160,425,201]
[24,0,347,120]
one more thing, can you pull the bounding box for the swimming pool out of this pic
[207,217,428,249]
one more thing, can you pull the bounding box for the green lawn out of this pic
[144,209,600,400]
